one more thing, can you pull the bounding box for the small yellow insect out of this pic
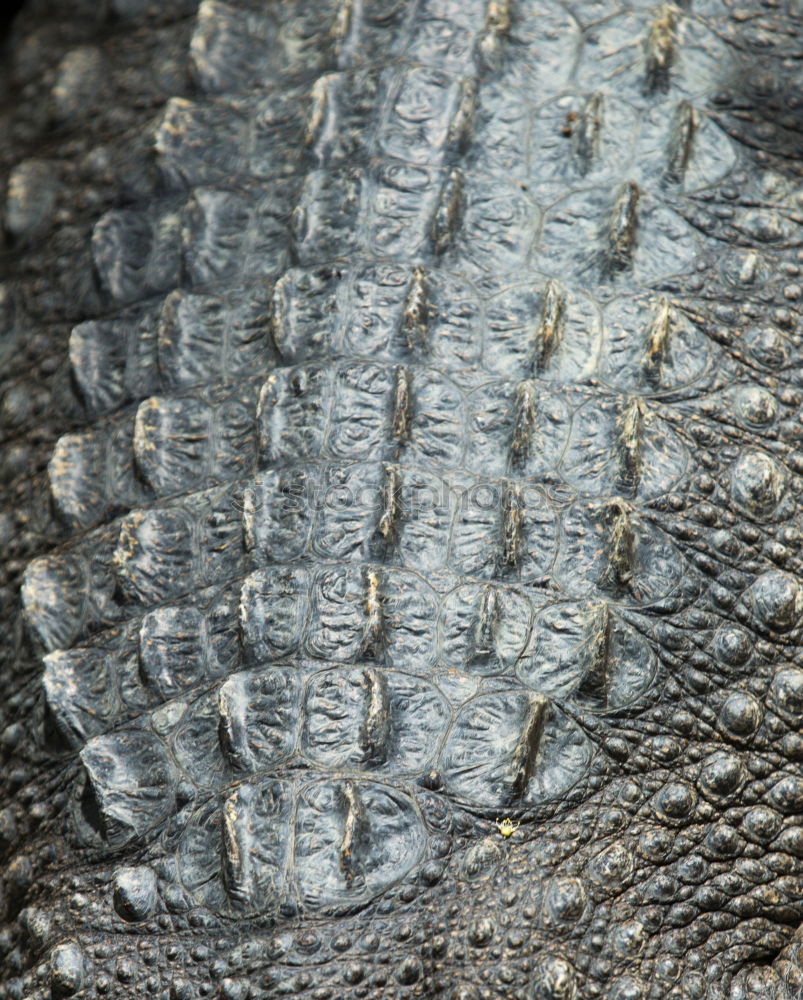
[496,817,520,839]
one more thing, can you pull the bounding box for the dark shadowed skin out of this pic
[1,1,803,998]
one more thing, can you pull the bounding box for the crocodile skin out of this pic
[2,1,803,998]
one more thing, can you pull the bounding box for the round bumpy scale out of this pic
[750,571,802,632]
[113,867,158,922]
[49,942,85,996]
[609,976,645,1000]
[531,955,578,999]
[713,626,751,666]
[746,325,788,368]
[741,806,782,845]
[768,666,803,724]
[696,753,744,799]
[618,925,648,966]
[544,877,586,927]
[729,450,785,518]
[468,917,495,947]
[736,386,777,425]
[654,782,696,821]
[461,837,503,879]
[588,843,634,894]
[704,823,743,859]
[719,692,762,739]
[768,775,803,814]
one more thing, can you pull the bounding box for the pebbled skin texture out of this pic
[2,1,803,998]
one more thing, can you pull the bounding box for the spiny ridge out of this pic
[509,693,548,801]
[477,0,511,69]
[432,169,464,255]
[339,780,368,883]
[642,298,671,385]
[305,74,334,154]
[509,381,537,467]
[665,100,697,183]
[376,463,402,548]
[218,675,253,771]
[599,499,635,593]
[576,602,611,707]
[500,481,524,570]
[646,4,678,93]
[534,279,565,371]
[360,569,386,660]
[608,181,640,273]
[331,0,360,66]
[402,266,429,352]
[447,78,478,154]
[221,785,257,907]
[359,667,391,765]
[470,585,501,664]
[391,367,412,444]
[572,93,603,176]
[617,396,647,493]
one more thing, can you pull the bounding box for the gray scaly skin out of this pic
[1,1,803,998]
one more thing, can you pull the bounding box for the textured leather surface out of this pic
[2,2,803,998]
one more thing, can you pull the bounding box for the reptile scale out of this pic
[1,1,803,997]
